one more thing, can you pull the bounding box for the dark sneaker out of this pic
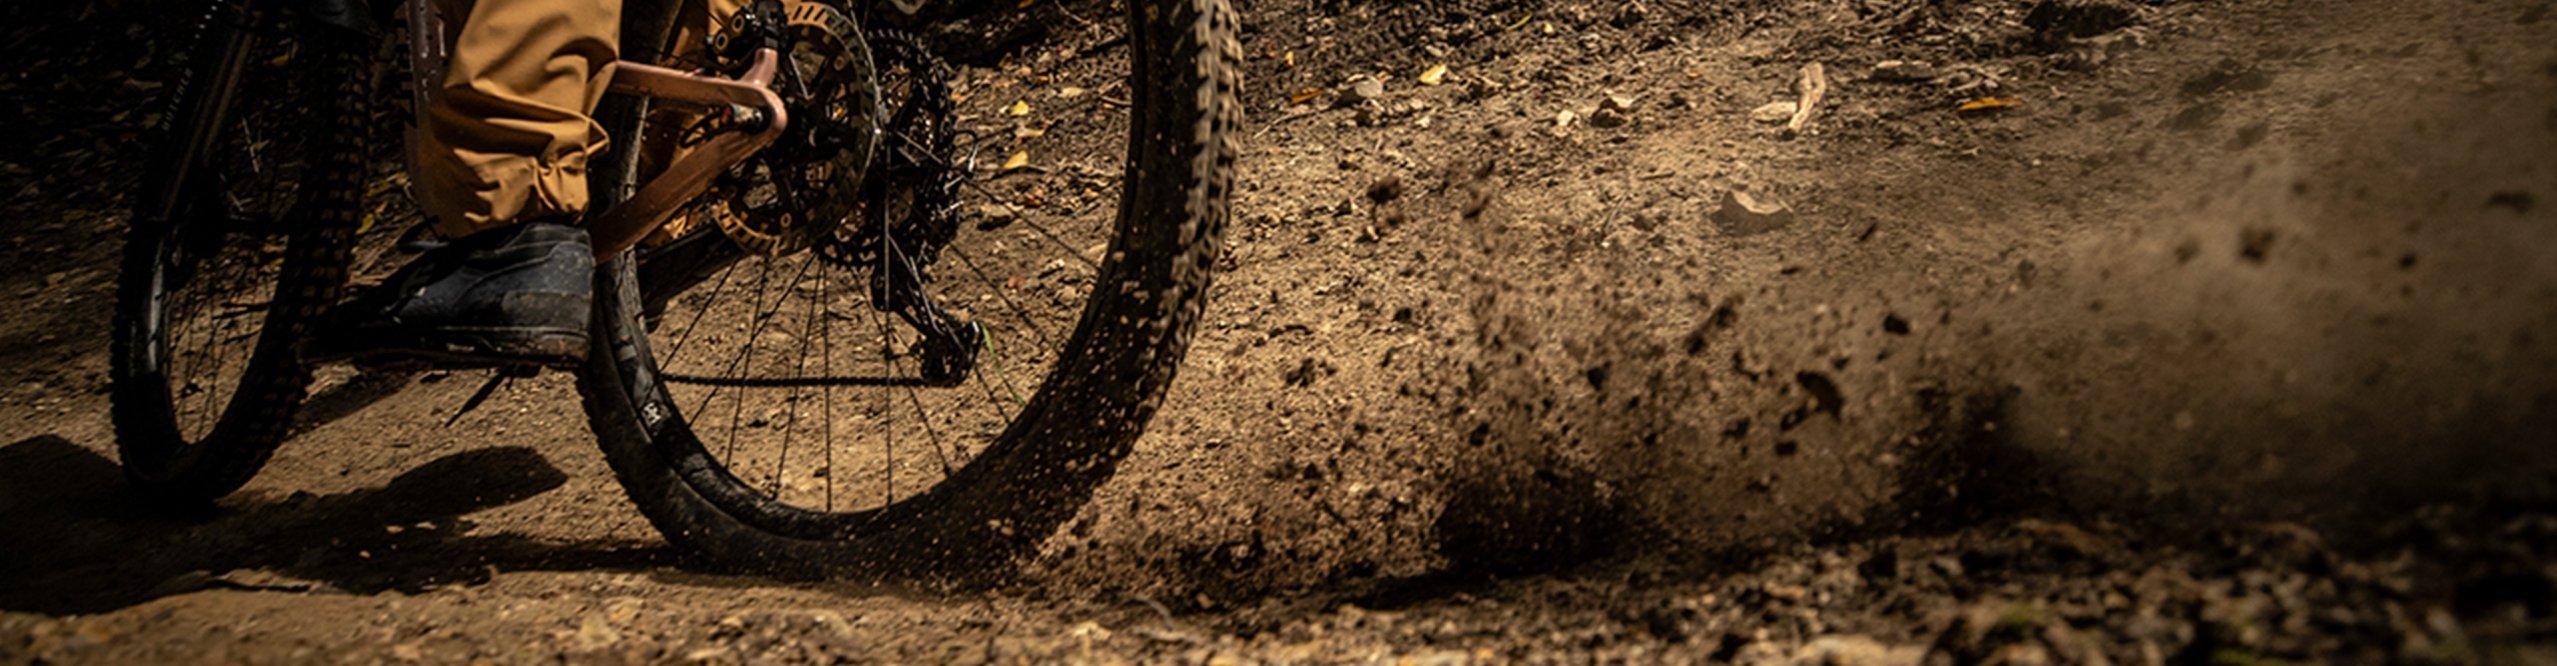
[306,221,594,368]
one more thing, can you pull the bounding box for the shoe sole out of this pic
[308,329,589,372]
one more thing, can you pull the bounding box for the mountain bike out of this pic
[109,0,1239,579]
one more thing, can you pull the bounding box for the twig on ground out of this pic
[1785,62,1828,138]
[1252,107,1333,139]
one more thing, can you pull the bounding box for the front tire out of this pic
[110,14,373,504]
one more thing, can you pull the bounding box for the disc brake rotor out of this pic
[700,0,883,256]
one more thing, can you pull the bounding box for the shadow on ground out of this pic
[0,436,669,615]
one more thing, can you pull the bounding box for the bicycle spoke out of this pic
[946,245,1059,354]
[903,378,958,478]
[685,254,796,420]
[773,255,829,499]
[697,255,820,464]
[659,257,745,371]
[959,178,1103,274]
[820,264,836,512]
[868,298,897,507]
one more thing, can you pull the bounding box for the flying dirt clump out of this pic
[1428,262,1640,576]
[1432,448,1626,576]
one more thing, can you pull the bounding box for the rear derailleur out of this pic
[871,256,980,387]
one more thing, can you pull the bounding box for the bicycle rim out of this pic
[581,0,1241,578]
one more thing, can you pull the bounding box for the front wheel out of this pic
[577,0,1240,579]
[110,12,373,503]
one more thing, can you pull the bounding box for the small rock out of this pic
[1366,175,1405,203]
[1751,101,1799,124]
[1611,1,1650,27]
[1552,109,1580,136]
[1590,106,1630,128]
[67,621,115,648]
[1341,78,1387,105]
[1732,640,1790,666]
[1589,93,1640,128]
[1796,635,1924,666]
[1601,92,1640,113]
[973,203,1019,230]
[565,616,622,651]
[1404,650,1470,666]
[1871,60,1940,82]
[2486,190,2535,213]
[2239,227,2277,263]
[1710,190,1795,236]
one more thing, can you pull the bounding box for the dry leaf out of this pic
[1957,96,2021,113]
[1419,64,1450,86]
[1005,100,1032,116]
[1289,88,1326,105]
[1001,151,1030,171]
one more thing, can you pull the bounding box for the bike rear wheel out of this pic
[110,8,373,503]
[579,0,1240,579]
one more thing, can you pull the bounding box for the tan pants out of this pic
[417,0,742,237]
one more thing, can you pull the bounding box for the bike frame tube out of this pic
[585,48,790,260]
[140,0,261,229]
[392,0,784,261]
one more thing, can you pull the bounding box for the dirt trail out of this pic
[5,0,2556,662]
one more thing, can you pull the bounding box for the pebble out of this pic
[1600,92,1639,113]
[1590,106,1630,128]
[973,203,1018,230]
[1366,175,1405,204]
[1795,635,1923,666]
[1590,93,1639,128]
[1871,60,1941,82]
[1709,190,1796,234]
[1342,79,1386,105]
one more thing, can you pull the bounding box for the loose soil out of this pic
[4,0,2555,662]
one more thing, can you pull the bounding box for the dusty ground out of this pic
[4,0,2557,662]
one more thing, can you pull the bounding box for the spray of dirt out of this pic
[1423,55,2557,575]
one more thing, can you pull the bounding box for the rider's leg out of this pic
[415,0,619,236]
[310,0,620,367]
